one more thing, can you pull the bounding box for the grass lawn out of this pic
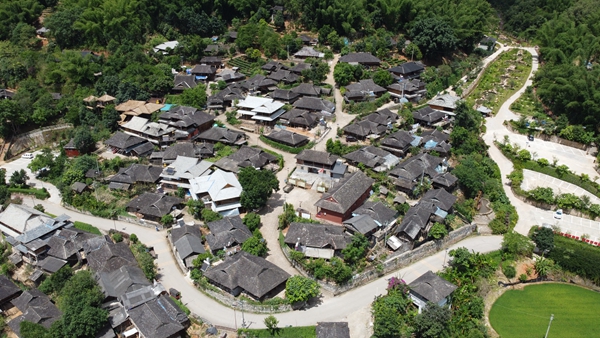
[73,221,102,235]
[240,326,316,338]
[489,283,600,338]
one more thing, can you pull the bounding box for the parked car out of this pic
[283,183,294,193]
[554,209,563,219]
[528,134,534,141]
[346,135,357,143]
[21,153,34,159]
[169,288,181,299]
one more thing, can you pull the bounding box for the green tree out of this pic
[502,231,534,257]
[411,17,457,58]
[179,83,207,109]
[532,226,554,252]
[9,169,28,188]
[341,234,369,266]
[129,233,139,244]
[329,257,353,284]
[161,214,174,226]
[73,127,95,154]
[242,212,261,232]
[372,69,394,87]
[502,263,516,279]
[404,42,423,61]
[428,222,448,240]
[334,62,357,86]
[241,233,268,257]
[414,302,452,338]
[201,208,222,223]
[238,167,279,210]
[39,265,73,295]
[264,315,279,335]
[186,199,204,220]
[20,321,49,338]
[44,7,83,49]
[285,276,320,304]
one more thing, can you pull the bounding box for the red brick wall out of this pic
[65,149,80,157]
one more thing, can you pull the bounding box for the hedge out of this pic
[73,221,102,235]
[259,135,315,154]
[548,235,600,284]
[8,187,50,199]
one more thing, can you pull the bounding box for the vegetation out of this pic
[239,325,316,338]
[73,221,102,235]
[325,139,362,156]
[490,284,600,338]
[241,230,268,257]
[242,212,261,232]
[238,167,279,211]
[341,234,370,266]
[285,276,320,304]
[130,241,157,281]
[548,234,600,284]
[259,135,315,154]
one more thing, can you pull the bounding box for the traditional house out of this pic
[353,201,398,228]
[388,79,427,102]
[240,74,278,93]
[203,251,290,300]
[205,216,252,253]
[294,46,324,59]
[299,34,318,45]
[150,142,211,165]
[115,100,164,122]
[291,83,324,97]
[0,275,21,307]
[316,322,351,338]
[293,97,335,115]
[70,182,88,194]
[189,169,242,216]
[343,214,379,237]
[96,94,116,108]
[412,106,449,126]
[279,108,320,129]
[173,75,197,92]
[389,153,447,195]
[63,139,80,157]
[0,204,53,237]
[214,146,278,173]
[170,225,205,270]
[97,265,151,300]
[158,106,215,140]
[344,79,387,102]
[477,36,497,51]
[0,89,15,100]
[264,129,309,148]
[235,96,286,124]
[421,129,452,157]
[190,64,216,82]
[380,130,421,156]
[121,116,175,144]
[271,89,301,103]
[268,70,300,84]
[409,271,457,313]
[159,156,212,191]
[127,294,189,338]
[105,131,153,156]
[290,62,312,74]
[200,56,223,68]
[261,61,288,73]
[339,53,381,68]
[388,61,425,80]
[284,222,352,259]
[343,146,399,171]
[427,94,461,113]
[295,150,344,177]
[197,127,247,146]
[110,164,162,186]
[126,193,183,222]
[215,69,245,83]
[86,241,137,274]
[431,172,458,191]
[8,289,61,337]
[45,228,97,264]
[315,171,374,223]
[207,86,245,110]
[395,189,456,243]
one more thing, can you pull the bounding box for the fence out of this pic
[283,224,478,296]
[198,288,292,314]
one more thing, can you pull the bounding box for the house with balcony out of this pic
[189,169,243,217]
[159,156,212,191]
[388,79,427,102]
[235,96,286,125]
[295,150,346,178]
[158,106,215,141]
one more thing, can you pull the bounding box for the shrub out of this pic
[112,233,123,243]
[502,263,516,279]
[518,273,528,282]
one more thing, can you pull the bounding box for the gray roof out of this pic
[9,289,61,336]
[353,201,397,226]
[0,275,20,305]
[37,255,67,273]
[160,142,196,162]
[206,216,252,251]
[388,61,425,75]
[108,182,130,190]
[413,106,447,123]
[271,89,300,102]
[343,214,379,235]
[294,46,324,58]
[110,164,162,184]
[409,270,457,303]
[197,127,246,145]
[295,150,339,166]
[108,304,129,328]
[46,228,98,260]
[214,146,277,173]
[268,70,300,83]
[105,132,146,150]
[421,188,457,211]
[397,201,435,240]
[261,61,288,72]
[173,74,197,90]
[126,193,183,218]
[432,172,458,188]
[343,119,387,138]
[427,94,460,110]
[159,106,215,129]
[97,265,151,299]
[71,181,87,193]
[0,204,53,236]
[87,241,137,273]
[172,226,205,261]
[128,294,188,338]
[381,130,418,150]
[284,222,352,250]
[293,97,335,113]
[290,63,312,74]
[264,129,309,147]
[130,141,155,156]
[316,322,351,338]
[190,64,216,75]
[240,74,277,90]
[345,79,386,96]
[314,171,374,214]
[280,109,319,128]
[13,214,71,244]
[389,153,444,181]
[421,129,450,143]
[291,83,322,97]
[203,251,290,299]
[339,53,381,64]
[343,146,390,168]
[200,56,222,64]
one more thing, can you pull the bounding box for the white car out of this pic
[21,153,34,159]
[554,209,563,219]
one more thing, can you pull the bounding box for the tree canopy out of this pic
[238,167,279,210]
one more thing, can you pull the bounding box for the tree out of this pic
[129,233,139,244]
[285,276,320,304]
[329,257,353,284]
[39,265,73,295]
[44,7,83,49]
[73,127,95,154]
[264,315,279,335]
[186,199,204,220]
[502,231,534,257]
[532,226,554,252]
[411,17,457,58]
[334,62,357,86]
[238,167,279,210]
[372,69,394,87]
[502,263,516,279]
[341,234,369,266]
[179,83,207,109]
[243,212,261,232]
[161,214,174,226]
[273,11,285,30]
[414,302,452,338]
[20,321,49,338]
[201,208,222,223]
[34,204,45,212]
[302,59,330,84]
[241,233,268,257]
[404,42,423,60]
[429,222,448,240]
[9,169,28,188]
[102,105,121,132]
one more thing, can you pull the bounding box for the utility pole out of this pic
[544,314,554,338]
[240,301,247,328]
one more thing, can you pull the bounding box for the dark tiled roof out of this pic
[353,201,397,226]
[173,75,197,90]
[284,222,352,250]
[0,275,20,305]
[240,74,277,90]
[345,79,386,95]
[295,150,339,166]
[397,201,435,240]
[71,181,87,193]
[316,322,351,338]
[264,129,309,147]
[268,70,300,83]
[343,119,387,138]
[293,97,335,113]
[412,106,446,124]
[280,109,319,128]
[388,61,425,75]
[421,129,450,143]
[162,142,196,162]
[271,89,300,102]
[389,153,444,181]
[105,132,146,150]
[200,56,222,64]
[261,61,288,72]
[190,64,216,75]
[9,289,61,335]
[343,146,390,168]
[381,130,417,150]
[110,164,162,184]
[159,106,214,129]
[314,171,374,214]
[432,172,458,188]
[409,270,457,303]
[291,83,322,96]
[214,146,277,173]
[343,214,379,235]
[421,188,457,211]
[339,53,381,64]
[128,294,188,338]
[206,216,252,250]
[97,265,151,299]
[290,63,312,74]
[126,193,183,218]
[171,225,205,260]
[197,127,246,145]
[87,242,137,274]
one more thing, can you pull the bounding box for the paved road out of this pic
[521,169,600,205]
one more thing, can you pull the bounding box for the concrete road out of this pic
[521,169,600,205]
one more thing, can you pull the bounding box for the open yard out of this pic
[489,283,600,338]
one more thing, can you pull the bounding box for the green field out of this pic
[73,221,102,235]
[489,284,600,338]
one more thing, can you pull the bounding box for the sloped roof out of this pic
[381,130,418,150]
[291,83,322,96]
[0,275,20,305]
[388,61,425,75]
[343,214,379,235]
[268,70,300,83]
[412,106,447,123]
[128,294,188,338]
[159,106,214,129]
[71,181,87,193]
[421,188,457,211]
[126,193,183,218]
[87,242,137,273]
[271,89,300,102]
[314,171,374,214]
[0,204,53,237]
[389,153,444,181]
[432,172,458,188]
[353,201,397,226]
[206,216,252,250]
[105,132,147,150]
[343,146,389,168]
[397,201,435,240]
[214,146,277,173]
[172,225,205,260]
[343,119,387,138]
[294,46,324,58]
[295,150,339,166]
[293,97,335,113]
[97,265,151,299]
[189,169,242,203]
[345,79,386,95]
[427,94,460,110]
[316,322,351,338]
[9,289,61,336]
[173,75,197,90]
[339,52,381,64]
[265,129,309,147]
[190,64,216,75]
[409,270,457,303]
[110,164,162,184]
[285,222,352,250]
[197,127,246,145]
[203,251,290,299]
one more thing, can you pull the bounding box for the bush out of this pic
[129,233,139,244]
[73,221,102,235]
[8,187,50,199]
[518,273,528,282]
[111,233,123,243]
[548,235,600,284]
[502,263,516,279]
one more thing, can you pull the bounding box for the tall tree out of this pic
[238,167,279,210]
[411,17,457,58]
